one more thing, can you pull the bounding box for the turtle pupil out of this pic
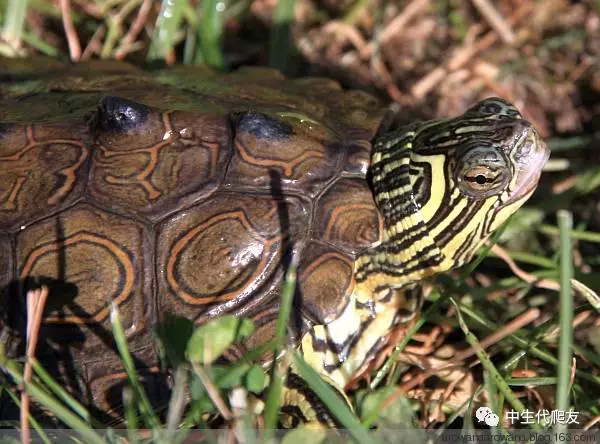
[475,175,487,185]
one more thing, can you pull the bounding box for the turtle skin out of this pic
[0,60,388,421]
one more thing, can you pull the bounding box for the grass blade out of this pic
[2,387,52,444]
[450,298,538,430]
[147,0,187,62]
[31,358,94,425]
[122,386,139,444]
[197,0,225,68]
[2,0,29,50]
[538,224,600,244]
[165,365,188,441]
[21,31,59,56]
[506,377,558,386]
[110,303,161,433]
[292,352,370,443]
[268,0,295,72]
[274,253,298,350]
[555,210,574,434]
[263,252,298,430]
[1,361,104,444]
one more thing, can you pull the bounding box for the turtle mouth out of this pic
[505,128,550,205]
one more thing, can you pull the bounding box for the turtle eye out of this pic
[458,165,507,197]
[463,167,497,190]
[454,146,509,198]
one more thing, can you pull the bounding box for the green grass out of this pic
[263,252,297,432]
[451,298,536,430]
[147,0,187,62]
[555,210,574,435]
[1,0,27,48]
[268,0,295,72]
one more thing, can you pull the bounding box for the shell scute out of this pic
[332,93,385,137]
[282,77,343,96]
[340,140,373,176]
[297,241,354,325]
[156,192,309,322]
[226,66,287,86]
[85,347,166,419]
[15,203,153,357]
[314,177,382,254]
[0,121,90,231]
[225,111,343,197]
[0,235,11,292]
[89,100,231,219]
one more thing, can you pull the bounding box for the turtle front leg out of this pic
[280,285,422,426]
[280,369,345,427]
[300,285,421,391]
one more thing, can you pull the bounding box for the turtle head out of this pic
[362,98,548,287]
[405,97,549,267]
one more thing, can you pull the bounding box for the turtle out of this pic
[0,58,549,425]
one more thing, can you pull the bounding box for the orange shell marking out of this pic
[166,210,279,305]
[235,140,326,177]
[19,231,135,324]
[0,126,88,210]
[324,203,380,241]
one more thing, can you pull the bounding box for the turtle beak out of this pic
[505,123,550,205]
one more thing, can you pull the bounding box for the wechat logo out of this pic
[476,406,499,427]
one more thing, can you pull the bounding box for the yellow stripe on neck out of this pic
[412,154,446,222]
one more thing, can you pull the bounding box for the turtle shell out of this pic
[0,60,388,419]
